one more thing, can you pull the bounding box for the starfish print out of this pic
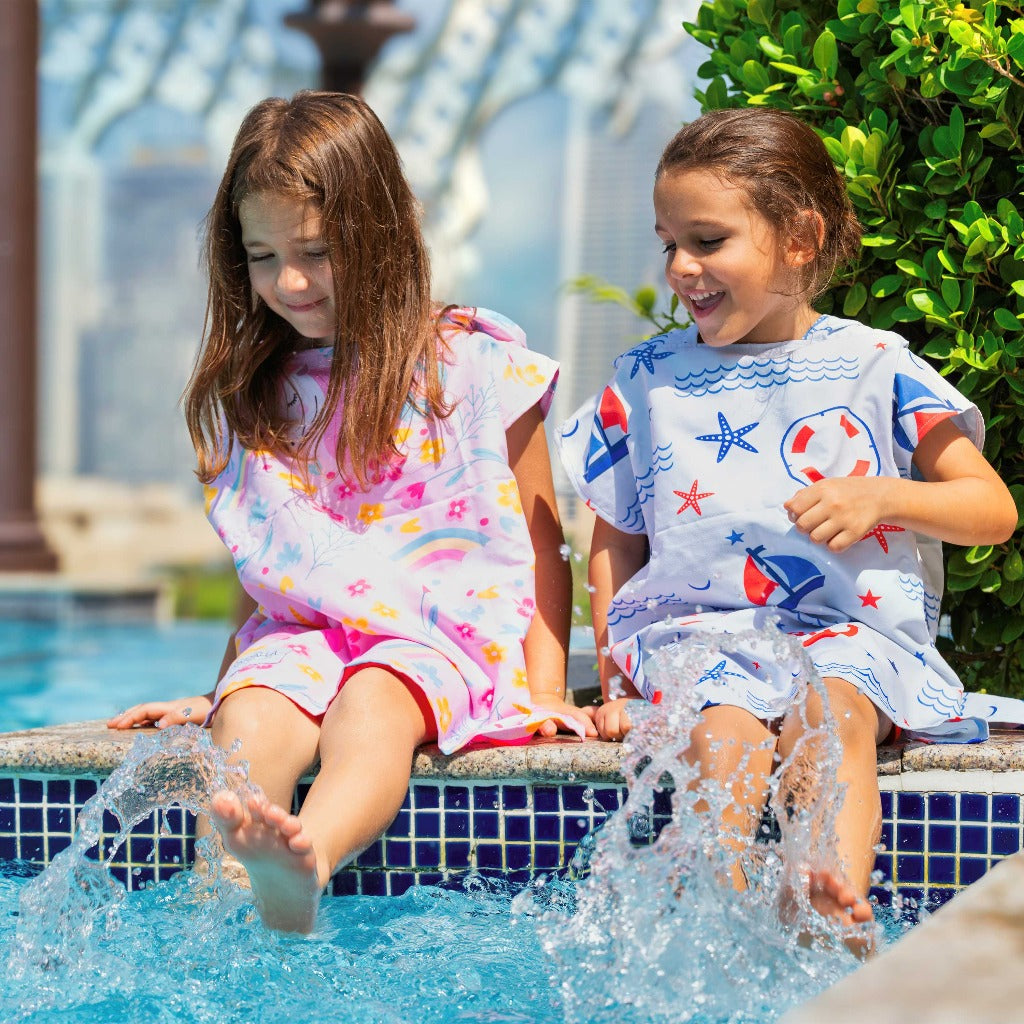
[859,590,881,608]
[696,412,759,463]
[625,341,672,378]
[726,530,744,545]
[860,523,906,553]
[674,480,714,516]
[697,659,745,685]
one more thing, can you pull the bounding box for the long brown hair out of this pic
[656,108,862,300]
[184,91,447,486]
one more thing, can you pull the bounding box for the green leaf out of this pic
[843,281,868,316]
[812,28,838,78]
[994,308,1022,331]
[871,274,905,298]
[940,277,961,311]
[965,544,995,565]
[1004,549,1024,582]
[948,104,966,152]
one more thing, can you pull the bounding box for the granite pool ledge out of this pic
[2,719,1024,780]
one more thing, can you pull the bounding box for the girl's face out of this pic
[654,168,818,347]
[239,193,336,345]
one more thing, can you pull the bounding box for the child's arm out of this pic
[589,516,646,740]
[785,418,1018,552]
[106,592,258,730]
[507,403,597,738]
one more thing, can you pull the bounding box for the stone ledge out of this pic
[1,720,1021,782]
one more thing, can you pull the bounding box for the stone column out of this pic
[0,0,58,572]
[285,0,415,95]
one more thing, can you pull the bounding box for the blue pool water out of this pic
[0,619,230,732]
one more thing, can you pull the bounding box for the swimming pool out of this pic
[2,619,1024,1020]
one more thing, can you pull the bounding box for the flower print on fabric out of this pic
[559,314,1023,738]
[207,307,575,753]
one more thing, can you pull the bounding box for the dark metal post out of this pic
[0,0,58,572]
[285,0,415,94]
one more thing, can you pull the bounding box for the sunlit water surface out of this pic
[1,627,919,1023]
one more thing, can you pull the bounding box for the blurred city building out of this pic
[34,0,701,580]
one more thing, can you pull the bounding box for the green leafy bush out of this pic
[680,0,1024,693]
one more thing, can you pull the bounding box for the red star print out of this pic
[875,342,887,350]
[674,480,714,516]
[859,590,881,608]
[860,523,905,553]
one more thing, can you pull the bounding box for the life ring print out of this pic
[780,406,881,486]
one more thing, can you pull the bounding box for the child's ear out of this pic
[785,209,825,268]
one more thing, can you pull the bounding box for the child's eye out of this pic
[661,241,676,254]
[247,252,272,263]
[701,238,724,252]
[305,250,329,261]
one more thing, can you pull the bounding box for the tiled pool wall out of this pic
[3,764,1023,914]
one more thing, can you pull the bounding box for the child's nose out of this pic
[276,262,310,293]
[669,249,701,279]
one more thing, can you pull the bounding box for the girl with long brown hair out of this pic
[109,91,595,933]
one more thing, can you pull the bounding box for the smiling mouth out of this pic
[688,290,724,311]
[284,298,326,313]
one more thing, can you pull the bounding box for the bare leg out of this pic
[210,669,430,933]
[684,705,776,891]
[777,676,885,955]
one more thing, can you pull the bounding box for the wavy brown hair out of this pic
[184,91,447,486]
[656,108,862,301]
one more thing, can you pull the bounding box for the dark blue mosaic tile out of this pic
[960,793,989,822]
[412,784,440,809]
[928,824,957,854]
[391,810,411,834]
[506,845,532,872]
[443,787,470,810]
[870,885,892,907]
[992,827,1020,856]
[562,786,591,812]
[19,835,45,862]
[387,872,415,897]
[445,812,470,839]
[18,807,42,833]
[473,811,500,840]
[47,779,71,804]
[473,786,499,811]
[592,788,621,813]
[535,845,562,870]
[505,816,531,844]
[897,823,924,852]
[993,794,1021,823]
[0,837,17,860]
[928,855,956,885]
[880,791,893,818]
[960,825,989,855]
[101,810,121,834]
[476,844,503,871]
[534,787,559,813]
[416,872,443,888]
[535,815,560,843]
[414,841,441,868]
[354,842,383,868]
[157,838,187,865]
[896,854,924,884]
[880,823,893,851]
[361,873,387,897]
[19,779,44,802]
[384,840,412,868]
[652,789,675,817]
[444,842,471,870]
[897,793,925,821]
[563,816,591,844]
[924,888,957,910]
[960,858,989,885]
[0,806,16,832]
[0,779,14,803]
[415,811,441,839]
[46,807,71,832]
[73,779,99,803]
[501,786,528,811]
[928,793,956,820]
[331,872,360,895]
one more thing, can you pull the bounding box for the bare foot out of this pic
[209,790,322,934]
[807,867,876,958]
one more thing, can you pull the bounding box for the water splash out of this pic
[8,726,254,1006]
[522,629,878,1023]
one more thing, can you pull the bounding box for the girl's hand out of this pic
[595,697,637,742]
[531,692,598,739]
[107,695,213,731]
[784,477,892,553]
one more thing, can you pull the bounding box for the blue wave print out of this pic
[674,355,859,396]
[621,496,645,532]
[635,447,673,507]
[916,678,966,719]
[897,574,941,623]
[607,593,676,627]
[816,660,898,718]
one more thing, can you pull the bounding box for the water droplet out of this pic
[558,543,571,561]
